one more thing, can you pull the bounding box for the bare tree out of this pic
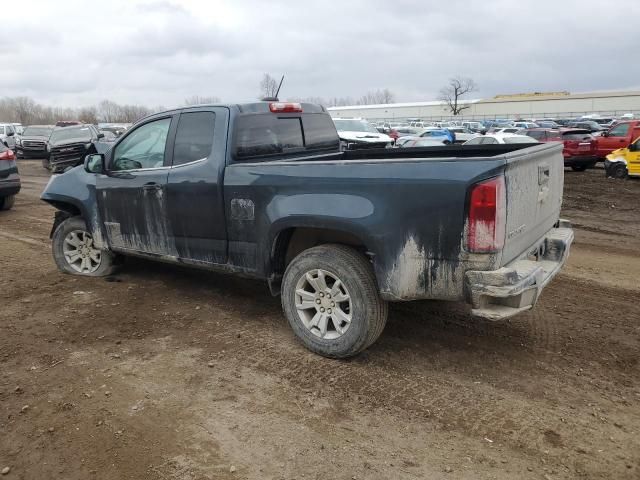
[356,89,395,105]
[77,106,98,124]
[259,73,280,99]
[184,95,221,106]
[438,77,477,116]
[97,100,121,123]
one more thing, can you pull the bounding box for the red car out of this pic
[595,120,640,158]
[523,128,597,171]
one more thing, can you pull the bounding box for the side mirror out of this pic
[84,153,104,174]
[629,143,637,152]
[7,131,14,137]
[602,131,609,137]
[97,133,105,139]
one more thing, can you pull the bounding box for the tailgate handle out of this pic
[538,164,550,185]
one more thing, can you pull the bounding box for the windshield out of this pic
[333,119,378,133]
[23,126,53,137]
[50,127,92,143]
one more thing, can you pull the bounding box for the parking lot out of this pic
[1,160,639,479]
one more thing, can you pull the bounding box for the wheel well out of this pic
[48,201,81,216]
[269,227,369,292]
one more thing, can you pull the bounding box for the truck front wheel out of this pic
[52,216,118,276]
[281,244,388,358]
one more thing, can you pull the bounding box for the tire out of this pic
[608,163,628,179]
[571,165,587,172]
[281,244,388,358]
[0,195,15,211]
[52,216,118,276]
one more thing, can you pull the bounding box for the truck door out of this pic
[97,115,177,255]
[165,107,229,264]
[600,123,631,156]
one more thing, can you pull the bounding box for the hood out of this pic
[607,147,628,158]
[49,138,93,148]
[21,134,51,141]
[337,131,392,143]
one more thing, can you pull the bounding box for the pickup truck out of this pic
[596,120,640,159]
[41,101,574,358]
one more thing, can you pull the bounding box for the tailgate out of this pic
[500,142,565,265]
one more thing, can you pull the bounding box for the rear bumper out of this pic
[465,221,574,320]
[0,179,21,197]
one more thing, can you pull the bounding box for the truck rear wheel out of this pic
[571,165,587,172]
[52,216,118,276]
[281,244,388,358]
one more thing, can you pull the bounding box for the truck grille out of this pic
[346,141,389,150]
[50,143,87,164]
[22,140,46,150]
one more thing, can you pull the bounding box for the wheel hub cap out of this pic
[63,230,102,273]
[294,269,352,340]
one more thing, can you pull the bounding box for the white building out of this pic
[327,90,640,121]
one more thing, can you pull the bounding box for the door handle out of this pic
[142,182,161,191]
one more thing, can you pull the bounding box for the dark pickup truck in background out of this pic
[46,124,108,173]
[41,101,573,358]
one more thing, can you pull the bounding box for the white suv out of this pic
[0,124,17,148]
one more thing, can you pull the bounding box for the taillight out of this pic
[0,149,15,161]
[466,176,506,253]
[269,102,302,113]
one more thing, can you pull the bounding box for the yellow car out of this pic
[605,136,640,178]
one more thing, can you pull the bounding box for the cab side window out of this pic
[609,123,629,137]
[173,112,215,166]
[111,118,171,171]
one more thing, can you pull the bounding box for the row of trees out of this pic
[0,76,477,126]
[0,95,227,126]
[0,97,162,125]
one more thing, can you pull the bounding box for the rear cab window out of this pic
[233,113,339,161]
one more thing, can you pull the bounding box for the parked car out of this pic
[567,121,604,133]
[0,143,20,211]
[554,119,574,127]
[40,101,573,358]
[523,128,598,171]
[596,121,640,159]
[536,120,560,129]
[462,121,484,132]
[513,121,539,129]
[47,125,106,172]
[0,123,17,148]
[55,120,83,127]
[490,127,521,134]
[463,133,539,145]
[15,125,54,159]
[447,127,478,143]
[400,127,454,144]
[333,118,393,149]
[604,136,640,179]
[397,138,449,148]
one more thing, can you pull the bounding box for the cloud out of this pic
[1,0,638,108]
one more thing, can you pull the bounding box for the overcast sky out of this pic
[1,0,639,108]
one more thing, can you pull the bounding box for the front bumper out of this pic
[465,221,574,320]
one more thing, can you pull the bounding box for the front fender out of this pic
[40,166,106,248]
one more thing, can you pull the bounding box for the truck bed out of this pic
[225,142,565,302]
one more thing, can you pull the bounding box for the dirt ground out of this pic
[1,161,638,480]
